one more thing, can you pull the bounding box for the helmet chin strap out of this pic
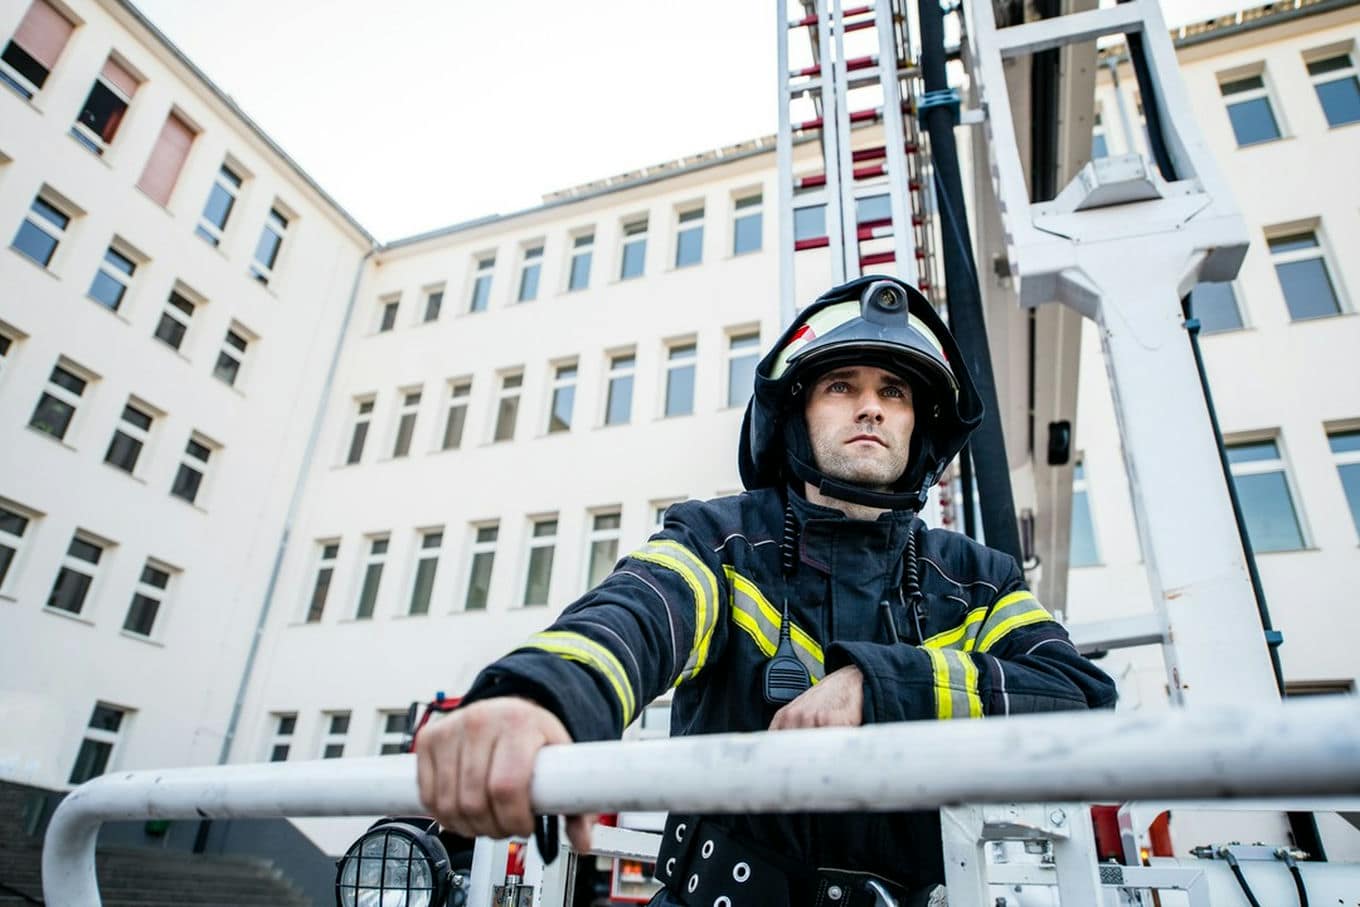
[787,451,921,512]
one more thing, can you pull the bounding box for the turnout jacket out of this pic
[462,488,1116,890]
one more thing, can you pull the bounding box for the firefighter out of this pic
[416,275,1117,906]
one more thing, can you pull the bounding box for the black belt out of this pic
[654,818,911,907]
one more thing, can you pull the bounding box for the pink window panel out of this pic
[136,112,195,206]
[13,0,75,69]
[100,56,138,97]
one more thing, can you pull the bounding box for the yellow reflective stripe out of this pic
[723,566,824,683]
[925,648,983,719]
[975,591,1052,653]
[524,631,636,724]
[630,540,719,681]
[922,608,985,650]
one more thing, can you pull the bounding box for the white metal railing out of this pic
[43,697,1360,904]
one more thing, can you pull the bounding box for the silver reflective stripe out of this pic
[629,540,720,683]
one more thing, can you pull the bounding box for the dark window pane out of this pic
[13,219,59,267]
[306,566,333,622]
[469,274,492,312]
[385,713,407,733]
[1226,98,1281,145]
[269,744,290,762]
[213,351,241,386]
[329,713,350,734]
[424,291,443,321]
[77,80,128,143]
[322,543,339,559]
[794,205,826,241]
[494,394,519,442]
[733,212,762,255]
[322,744,344,759]
[1267,232,1318,254]
[393,413,416,457]
[675,227,703,267]
[523,545,554,605]
[31,198,69,230]
[202,182,236,231]
[277,714,296,735]
[88,270,126,310]
[30,393,75,440]
[442,404,467,450]
[69,538,102,563]
[51,367,85,395]
[466,551,494,610]
[410,558,437,615]
[0,507,29,537]
[476,526,499,544]
[171,465,203,503]
[1231,471,1305,552]
[568,251,592,290]
[1329,431,1360,454]
[380,302,398,331]
[422,532,443,550]
[122,405,153,431]
[1189,282,1243,333]
[1,41,49,96]
[856,194,892,224]
[356,562,383,618]
[549,385,574,432]
[346,421,368,464]
[90,705,124,732]
[1220,75,1265,95]
[1316,76,1360,127]
[518,263,541,302]
[0,544,14,588]
[122,592,160,635]
[254,226,283,270]
[665,364,695,417]
[69,739,113,784]
[140,565,170,588]
[186,440,211,461]
[104,430,143,472]
[620,240,646,279]
[48,567,92,614]
[1307,55,1351,76]
[606,375,633,426]
[154,313,187,350]
[380,743,406,755]
[1226,440,1279,464]
[1338,462,1360,536]
[1070,491,1100,567]
[1275,258,1341,321]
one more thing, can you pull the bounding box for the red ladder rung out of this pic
[860,251,896,266]
[795,236,831,251]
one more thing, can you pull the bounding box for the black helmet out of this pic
[738,275,983,511]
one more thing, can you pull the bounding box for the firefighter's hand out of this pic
[768,665,864,730]
[416,697,595,852]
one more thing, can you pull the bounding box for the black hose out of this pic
[1220,850,1263,907]
[1288,863,1310,907]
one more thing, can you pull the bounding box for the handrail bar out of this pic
[44,698,1360,904]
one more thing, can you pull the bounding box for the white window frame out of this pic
[1226,434,1310,551]
[468,254,495,313]
[70,65,135,157]
[567,230,594,291]
[1305,45,1359,126]
[732,191,763,256]
[604,349,636,427]
[87,240,141,313]
[30,358,93,444]
[517,242,544,303]
[584,508,622,590]
[14,189,75,270]
[153,285,199,352]
[104,397,156,477]
[663,339,698,418]
[408,527,443,616]
[267,712,296,762]
[1266,225,1346,319]
[305,539,340,623]
[422,285,445,323]
[354,535,389,619]
[725,329,761,409]
[464,522,499,611]
[46,531,108,618]
[69,703,130,785]
[493,370,523,443]
[391,387,422,458]
[250,205,290,285]
[345,396,375,465]
[213,322,252,388]
[0,498,39,598]
[0,327,16,384]
[1217,66,1285,145]
[377,711,408,755]
[121,558,174,639]
[319,711,350,759]
[522,515,558,606]
[441,378,472,451]
[170,432,217,507]
[1327,425,1360,540]
[547,361,578,434]
[674,204,705,268]
[196,161,245,247]
[377,294,401,333]
[620,216,648,280]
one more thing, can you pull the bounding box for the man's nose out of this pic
[856,392,884,423]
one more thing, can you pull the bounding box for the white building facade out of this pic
[0,0,1356,861]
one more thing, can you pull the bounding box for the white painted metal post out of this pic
[873,0,920,287]
[777,0,797,329]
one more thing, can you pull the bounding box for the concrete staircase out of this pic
[0,782,316,906]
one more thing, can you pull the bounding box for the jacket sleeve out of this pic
[458,501,728,742]
[824,560,1117,724]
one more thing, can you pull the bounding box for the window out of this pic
[0,332,12,382]
[605,352,635,426]
[548,363,577,433]
[268,713,296,762]
[652,499,684,532]
[378,296,400,332]
[568,232,593,291]
[409,529,442,616]
[170,434,214,505]
[423,287,444,323]
[794,204,826,243]
[620,217,648,279]
[856,194,892,225]
[122,561,171,637]
[726,331,760,408]
[355,536,388,619]
[1069,461,1100,567]
[87,243,137,311]
[195,163,244,246]
[320,712,349,759]
[153,288,196,351]
[518,244,543,302]
[69,704,128,784]
[71,56,139,155]
[1219,72,1281,146]
[465,524,498,611]
[1268,230,1342,321]
[0,503,34,593]
[30,361,89,442]
[1329,428,1360,537]
[441,380,471,450]
[586,511,621,588]
[469,255,494,312]
[392,389,421,457]
[305,541,339,622]
[664,341,697,417]
[250,207,289,285]
[47,533,105,615]
[1307,51,1360,128]
[493,371,522,442]
[346,397,374,465]
[523,517,557,606]
[1091,111,1109,159]
[213,325,250,387]
[1226,438,1305,552]
[675,206,704,268]
[136,112,196,207]
[1188,281,1243,333]
[378,712,408,755]
[13,191,71,269]
[0,0,74,99]
[104,400,154,474]
[733,193,762,255]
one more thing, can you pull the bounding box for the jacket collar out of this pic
[786,486,917,577]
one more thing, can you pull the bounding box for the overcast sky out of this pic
[130,0,1257,243]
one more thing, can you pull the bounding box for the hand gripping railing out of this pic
[44,697,1360,904]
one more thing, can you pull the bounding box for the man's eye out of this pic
[882,386,905,398]
[827,381,850,393]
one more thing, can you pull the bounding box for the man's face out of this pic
[803,365,915,491]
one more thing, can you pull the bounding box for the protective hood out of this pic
[738,275,984,511]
